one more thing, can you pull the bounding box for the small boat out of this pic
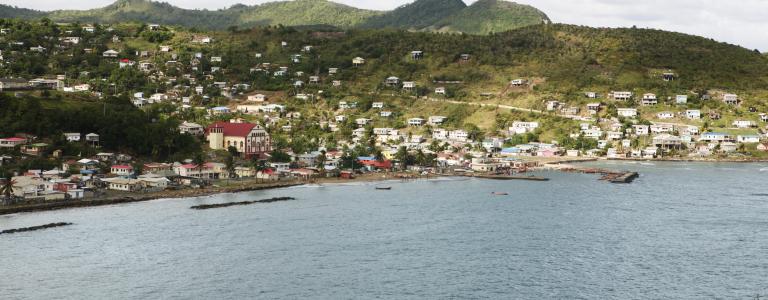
[492,192,508,196]
[375,186,392,190]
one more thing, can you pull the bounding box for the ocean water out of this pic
[1,162,768,299]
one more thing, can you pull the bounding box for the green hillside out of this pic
[0,0,548,34]
[435,0,551,34]
[360,0,467,30]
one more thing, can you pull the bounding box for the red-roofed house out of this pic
[111,165,134,176]
[0,137,27,148]
[206,121,272,158]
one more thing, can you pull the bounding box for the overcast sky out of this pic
[5,0,768,50]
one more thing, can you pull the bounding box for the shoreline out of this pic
[0,180,305,216]
[2,159,764,216]
[0,172,437,216]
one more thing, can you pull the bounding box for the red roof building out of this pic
[205,121,272,159]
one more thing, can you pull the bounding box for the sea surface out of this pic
[1,162,768,299]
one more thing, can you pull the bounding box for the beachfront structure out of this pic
[206,121,272,158]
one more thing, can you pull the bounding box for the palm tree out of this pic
[1,175,17,206]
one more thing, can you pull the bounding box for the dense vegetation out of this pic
[360,0,466,30]
[434,0,551,34]
[0,0,549,34]
[0,93,201,161]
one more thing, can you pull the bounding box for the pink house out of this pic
[537,149,559,157]
[0,137,27,148]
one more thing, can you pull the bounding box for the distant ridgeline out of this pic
[0,0,550,34]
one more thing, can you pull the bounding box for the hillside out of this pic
[434,0,551,34]
[0,0,548,34]
[360,0,467,30]
[0,5,46,19]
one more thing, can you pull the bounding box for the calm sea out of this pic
[2,161,768,299]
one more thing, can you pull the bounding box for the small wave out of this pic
[639,162,655,166]
[750,193,768,197]
[759,168,768,172]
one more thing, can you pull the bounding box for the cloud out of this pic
[4,0,767,50]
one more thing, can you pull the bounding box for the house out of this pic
[435,87,446,95]
[720,142,738,153]
[403,81,416,90]
[632,125,649,136]
[0,78,30,91]
[510,79,526,86]
[737,135,761,143]
[64,133,81,142]
[335,115,347,122]
[385,76,400,86]
[380,111,393,118]
[355,118,372,126]
[546,101,562,111]
[448,130,469,142]
[408,118,425,126]
[352,57,365,66]
[650,124,674,134]
[653,134,682,149]
[206,121,272,158]
[709,111,721,120]
[21,143,47,156]
[612,91,633,101]
[723,93,739,105]
[757,143,768,151]
[179,121,204,135]
[699,132,735,143]
[733,120,756,128]
[617,108,638,118]
[328,68,339,75]
[103,49,119,58]
[586,103,601,114]
[428,116,447,125]
[657,111,675,119]
[309,76,320,84]
[510,122,539,134]
[460,54,471,61]
[662,72,676,81]
[358,157,392,170]
[174,163,225,179]
[760,113,768,122]
[561,107,580,115]
[686,110,701,120]
[676,95,688,104]
[411,51,423,60]
[245,94,267,102]
[85,133,100,146]
[193,36,213,44]
[585,92,598,99]
[371,102,385,109]
[641,93,658,106]
[606,131,624,140]
[110,165,134,176]
[0,137,27,148]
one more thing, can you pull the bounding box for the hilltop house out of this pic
[385,76,400,86]
[205,121,272,158]
[103,49,119,58]
[733,120,756,128]
[352,57,365,66]
[510,122,539,134]
[686,110,701,120]
[676,95,688,104]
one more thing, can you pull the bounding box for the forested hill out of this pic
[0,0,549,34]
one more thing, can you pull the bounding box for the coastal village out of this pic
[1,20,768,206]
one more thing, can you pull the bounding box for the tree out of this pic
[0,172,16,205]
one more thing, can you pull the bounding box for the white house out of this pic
[435,87,446,95]
[103,49,119,57]
[723,93,739,105]
[657,111,674,119]
[408,118,425,126]
[510,122,539,134]
[641,93,658,106]
[732,120,756,128]
[247,94,267,102]
[676,95,688,104]
[403,81,416,90]
[64,133,81,142]
[428,116,447,125]
[612,91,633,101]
[371,102,384,109]
[632,125,649,136]
[737,135,761,143]
[617,108,638,118]
[686,110,701,120]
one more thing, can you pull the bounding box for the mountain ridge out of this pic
[0,0,549,34]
